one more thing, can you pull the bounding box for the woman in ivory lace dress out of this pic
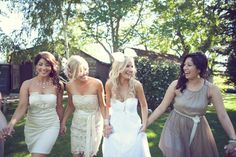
[60,55,106,157]
[3,51,64,157]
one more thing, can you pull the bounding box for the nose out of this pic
[183,65,187,70]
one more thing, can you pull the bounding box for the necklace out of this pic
[36,81,52,89]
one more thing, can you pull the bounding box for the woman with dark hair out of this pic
[147,52,236,157]
[3,51,64,157]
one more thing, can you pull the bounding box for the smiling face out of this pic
[67,55,89,81]
[35,58,52,77]
[77,65,89,81]
[119,59,134,80]
[183,57,200,80]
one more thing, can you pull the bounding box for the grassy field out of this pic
[4,76,236,157]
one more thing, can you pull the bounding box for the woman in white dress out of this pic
[102,52,151,157]
[3,51,64,157]
[60,55,106,157]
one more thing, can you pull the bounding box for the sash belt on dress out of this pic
[174,109,201,145]
[77,110,97,157]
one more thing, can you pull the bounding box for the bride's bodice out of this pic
[111,98,138,113]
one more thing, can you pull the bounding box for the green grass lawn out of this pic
[4,76,236,157]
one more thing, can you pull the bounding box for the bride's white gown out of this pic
[102,98,151,157]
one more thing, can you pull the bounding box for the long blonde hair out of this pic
[66,55,89,80]
[108,57,137,99]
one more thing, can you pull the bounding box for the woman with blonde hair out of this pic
[60,55,106,157]
[102,52,151,157]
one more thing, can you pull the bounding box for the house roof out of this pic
[81,43,111,64]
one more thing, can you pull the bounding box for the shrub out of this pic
[136,57,179,110]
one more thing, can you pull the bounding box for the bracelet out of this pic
[104,119,109,125]
[229,139,236,144]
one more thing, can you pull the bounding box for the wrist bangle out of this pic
[104,119,109,125]
[229,139,236,143]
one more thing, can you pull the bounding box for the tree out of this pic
[8,0,80,58]
[148,0,222,58]
[79,0,145,54]
[219,0,236,86]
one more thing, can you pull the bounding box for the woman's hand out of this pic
[225,143,236,157]
[0,129,6,141]
[103,125,113,138]
[2,125,14,138]
[139,124,147,133]
[59,123,67,136]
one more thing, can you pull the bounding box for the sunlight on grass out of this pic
[147,130,158,138]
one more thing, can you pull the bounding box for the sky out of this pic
[0,1,23,36]
[0,1,22,63]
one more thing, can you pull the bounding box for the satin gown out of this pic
[71,95,103,157]
[102,98,151,157]
[24,92,60,154]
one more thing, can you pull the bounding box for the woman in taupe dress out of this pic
[147,52,236,157]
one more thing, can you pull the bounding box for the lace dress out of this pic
[24,92,60,154]
[159,81,219,157]
[102,98,151,157]
[71,95,103,157]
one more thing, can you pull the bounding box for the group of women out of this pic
[0,51,236,157]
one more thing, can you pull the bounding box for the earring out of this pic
[197,75,200,78]
[35,71,38,76]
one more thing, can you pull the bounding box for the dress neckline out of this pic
[112,97,137,103]
[30,92,56,96]
[186,80,206,93]
[72,94,97,97]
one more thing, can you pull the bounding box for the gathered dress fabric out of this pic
[24,92,60,154]
[102,98,151,157]
[159,81,219,157]
[71,95,103,157]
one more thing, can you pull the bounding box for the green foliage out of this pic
[79,0,145,52]
[136,57,179,110]
[219,0,236,86]
[226,52,236,86]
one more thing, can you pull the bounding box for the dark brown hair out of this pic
[176,52,208,92]
[34,51,62,92]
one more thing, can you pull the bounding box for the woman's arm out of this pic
[96,80,106,119]
[135,81,148,131]
[210,85,236,140]
[56,82,64,122]
[103,81,113,137]
[4,81,29,135]
[147,80,177,127]
[60,83,75,135]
